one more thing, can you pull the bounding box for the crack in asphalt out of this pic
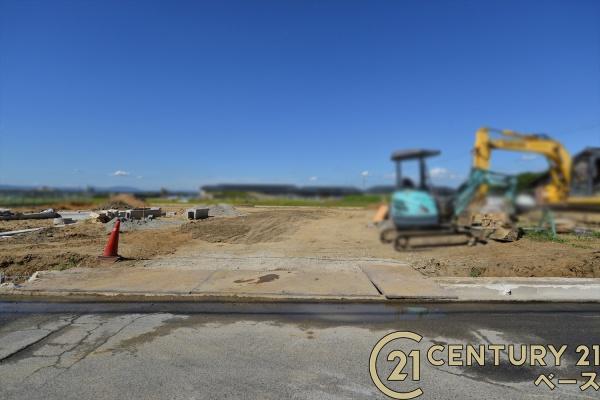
[0,315,76,363]
[21,315,149,383]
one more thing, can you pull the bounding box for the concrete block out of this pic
[187,207,209,220]
[127,207,162,220]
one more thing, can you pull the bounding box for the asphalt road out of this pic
[1,302,599,399]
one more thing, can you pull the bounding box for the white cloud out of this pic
[309,176,318,182]
[520,154,539,161]
[429,167,462,181]
[361,170,369,177]
[112,170,130,177]
[430,167,448,178]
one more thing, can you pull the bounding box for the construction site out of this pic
[1,128,599,299]
[3,3,600,399]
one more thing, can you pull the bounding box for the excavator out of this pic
[377,148,519,250]
[472,127,600,209]
[376,127,599,251]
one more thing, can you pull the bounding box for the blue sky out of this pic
[1,0,599,190]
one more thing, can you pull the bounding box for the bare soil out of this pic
[179,210,323,244]
[0,219,56,232]
[1,206,599,281]
[97,194,147,210]
[0,220,192,281]
[173,207,600,278]
[408,238,600,278]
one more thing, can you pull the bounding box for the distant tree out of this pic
[160,187,169,197]
[516,171,548,192]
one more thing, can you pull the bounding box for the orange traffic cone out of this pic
[98,219,122,261]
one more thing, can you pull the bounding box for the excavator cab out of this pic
[390,149,440,229]
[571,148,600,197]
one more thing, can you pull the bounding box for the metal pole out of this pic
[419,157,426,189]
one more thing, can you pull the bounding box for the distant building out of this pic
[201,183,362,198]
[296,186,362,197]
[201,184,297,196]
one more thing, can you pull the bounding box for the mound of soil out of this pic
[207,204,246,217]
[97,194,146,210]
[0,252,96,281]
[409,238,600,278]
[0,219,55,232]
[180,210,322,244]
[0,220,193,282]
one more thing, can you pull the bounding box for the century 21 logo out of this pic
[369,331,424,399]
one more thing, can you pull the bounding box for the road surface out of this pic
[1,302,599,399]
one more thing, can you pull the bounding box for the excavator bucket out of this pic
[373,204,389,224]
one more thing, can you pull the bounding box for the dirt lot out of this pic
[0,218,191,281]
[1,206,600,281]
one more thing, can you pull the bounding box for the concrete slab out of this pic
[12,264,600,303]
[435,277,600,302]
[191,269,381,297]
[22,268,214,294]
[361,264,457,300]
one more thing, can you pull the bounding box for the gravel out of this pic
[103,204,244,233]
[193,204,246,218]
[104,218,185,233]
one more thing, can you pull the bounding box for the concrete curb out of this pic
[4,268,600,304]
[4,282,600,303]
[0,290,387,303]
[435,277,600,302]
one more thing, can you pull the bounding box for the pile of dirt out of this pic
[180,209,322,244]
[104,217,185,233]
[97,194,146,210]
[207,204,246,217]
[409,238,600,278]
[0,252,96,281]
[118,228,192,259]
[4,222,105,245]
[0,219,55,232]
[0,220,194,281]
[186,203,246,217]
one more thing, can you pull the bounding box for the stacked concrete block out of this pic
[187,207,209,220]
[127,207,162,220]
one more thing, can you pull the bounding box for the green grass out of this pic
[148,194,385,208]
[523,229,600,249]
[2,192,385,209]
[524,230,566,243]
[145,197,192,205]
[0,195,107,208]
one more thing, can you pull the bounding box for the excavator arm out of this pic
[473,127,572,203]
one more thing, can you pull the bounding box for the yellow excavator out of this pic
[472,127,600,208]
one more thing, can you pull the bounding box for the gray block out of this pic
[187,207,209,220]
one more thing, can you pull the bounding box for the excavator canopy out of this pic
[391,149,440,162]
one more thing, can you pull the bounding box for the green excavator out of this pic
[377,149,518,250]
